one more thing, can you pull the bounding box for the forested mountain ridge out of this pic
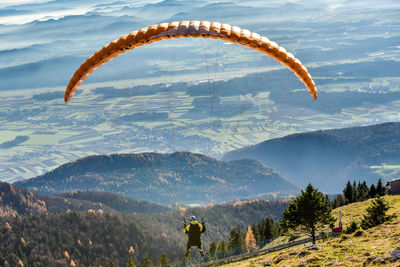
[0,181,170,216]
[0,210,160,266]
[0,181,47,217]
[14,152,299,204]
[225,122,400,193]
[58,191,171,214]
[0,181,289,266]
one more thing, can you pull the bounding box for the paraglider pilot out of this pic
[184,216,206,256]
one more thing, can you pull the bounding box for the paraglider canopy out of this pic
[64,20,317,102]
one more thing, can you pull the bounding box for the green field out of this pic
[1,74,400,182]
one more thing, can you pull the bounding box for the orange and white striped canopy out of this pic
[65,21,317,102]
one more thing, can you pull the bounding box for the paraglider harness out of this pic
[183,216,206,257]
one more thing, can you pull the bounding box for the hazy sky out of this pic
[2,0,399,25]
[0,0,47,5]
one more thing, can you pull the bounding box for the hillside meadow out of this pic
[222,195,400,266]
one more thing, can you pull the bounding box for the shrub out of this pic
[320,231,329,242]
[288,234,300,242]
[354,230,363,237]
[361,197,391,229]
[344,221,358,234]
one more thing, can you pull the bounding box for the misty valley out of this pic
[1,0,400,266]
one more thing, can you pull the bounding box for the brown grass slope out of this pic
[223,195,400,266]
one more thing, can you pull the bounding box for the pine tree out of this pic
[352,181,357,202]
[228,226,246,255]
[361,196,391,229]
[369,184,377,198]
[256,217,277,245]
[357,181,369,201]
[141,252,153,267]
[331,198,338,209]
[262,218,274,241]
[245,226,257,252]
[343,180,353,203]
[157,253,170,267]
[215,240,226,259]
[280,183,335,244]
[376,178,385,196]
[126,256,136,267]
[208,241,217,258]
[332,194,345,208]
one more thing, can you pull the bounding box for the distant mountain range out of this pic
[14,152,298,204]
[12,122,400,199]
[226,122,400,193]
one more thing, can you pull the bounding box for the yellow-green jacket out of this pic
[184,220,206,246]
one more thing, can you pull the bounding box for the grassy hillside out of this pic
[222,195,400,266]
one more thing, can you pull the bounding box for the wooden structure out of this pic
[386,179,400,195]
[331,211,343,233]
